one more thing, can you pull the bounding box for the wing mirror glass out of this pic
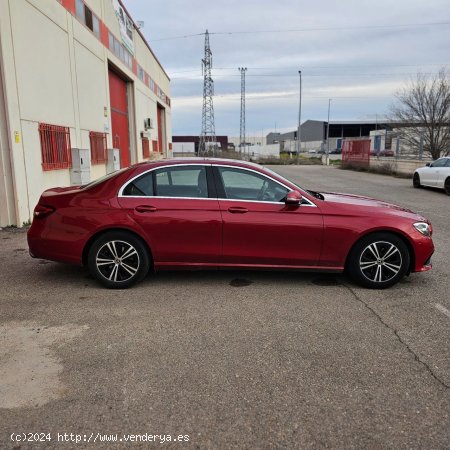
[285,190,302,205]
[426,163,431,167]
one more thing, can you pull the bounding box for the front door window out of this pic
[217,167,288,202]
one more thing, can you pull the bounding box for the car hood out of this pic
[320,192,427,220]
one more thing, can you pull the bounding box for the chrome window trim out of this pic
[118,163,211,197]
[118,162,317,207]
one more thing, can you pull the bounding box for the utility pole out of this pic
[199,30,217,156]
[296,70,302,164]
[326,98,332,166]
[419,130,424,160]
[239,67,247,158]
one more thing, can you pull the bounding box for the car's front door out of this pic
[213,165,323,267]
[118,164,222,267]
[436,158,450,189]
[423,158,447,186]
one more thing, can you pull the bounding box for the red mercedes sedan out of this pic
[28,159,434,289]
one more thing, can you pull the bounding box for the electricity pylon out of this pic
[199,30,217,156]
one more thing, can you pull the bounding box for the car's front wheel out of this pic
[445,177,450,196]
[413,173,421,188]
[87,231,150,289]
[347,233,410,289]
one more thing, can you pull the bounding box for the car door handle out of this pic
[228,206,248,214]
[135,205,157,213]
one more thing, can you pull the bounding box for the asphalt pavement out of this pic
[0,165,449,449]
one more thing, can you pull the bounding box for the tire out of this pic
[87,231,150,289]
[445,177,450,196]
[347,232,410,289]
[413,172,421,188]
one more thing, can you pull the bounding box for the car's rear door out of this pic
[213,165,323,267]
[118,164,222,267]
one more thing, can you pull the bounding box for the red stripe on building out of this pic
[100,21,109,48]
[57,0,170,106]
[61,0,76,15]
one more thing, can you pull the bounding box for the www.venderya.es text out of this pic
[10,432,190,444]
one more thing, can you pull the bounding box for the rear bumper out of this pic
[27,216,84,265]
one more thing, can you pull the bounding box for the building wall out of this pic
[0,41,16,226]
[228,136,265,147]
[172,136,229,153]
[300,121,326,142]
[172,142,195,155]
[266,133,281,145]
[249,144,280,160]
[0,0,171,226]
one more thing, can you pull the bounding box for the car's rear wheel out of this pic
[87,231,150,289]
[413,173,421,188]
[445,177,450,196]
[347,233,410,289]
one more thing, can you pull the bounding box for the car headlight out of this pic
[413,222,432,237]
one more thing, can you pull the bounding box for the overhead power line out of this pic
[168,63,450,75]
[153,21,450,41]
[171,72,442,80]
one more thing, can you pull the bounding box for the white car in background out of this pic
[413,156,450,195]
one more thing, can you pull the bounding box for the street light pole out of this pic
[296,70,302,164]
[326,98,332,166]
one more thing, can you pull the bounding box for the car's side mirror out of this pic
[285,190,302,205]
[426,163,431,167]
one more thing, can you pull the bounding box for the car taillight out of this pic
[33,204,55,219]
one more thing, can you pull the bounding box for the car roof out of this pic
[167,157,262,166]
[132,157,265,170]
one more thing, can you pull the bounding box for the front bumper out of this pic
[411,236,434,273]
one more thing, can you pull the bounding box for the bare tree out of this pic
[391,68,450,160]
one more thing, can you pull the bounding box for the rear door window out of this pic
[154,166,209,198]
[122,172,153,196]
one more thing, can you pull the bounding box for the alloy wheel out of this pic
[95,240,140,283]
[359,241,402,283]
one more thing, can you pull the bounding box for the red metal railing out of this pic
[39,123,72,171]
[342,139,371,168]
[89,131,107,164]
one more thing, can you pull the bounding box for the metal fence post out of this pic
[419,132,424,161]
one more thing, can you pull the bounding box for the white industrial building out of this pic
[0,0,172,227]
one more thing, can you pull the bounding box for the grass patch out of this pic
[259,154,323,165]
[328,159,342,166]
[340,163,411,179]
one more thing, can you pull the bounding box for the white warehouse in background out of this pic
[0,0,172,227]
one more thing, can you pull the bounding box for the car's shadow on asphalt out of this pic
[31,260,348,290]
[417,186,449,196]
[147,269,345,287]
[29,260,428,294]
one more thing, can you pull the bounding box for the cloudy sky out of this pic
[125,0,450,138]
